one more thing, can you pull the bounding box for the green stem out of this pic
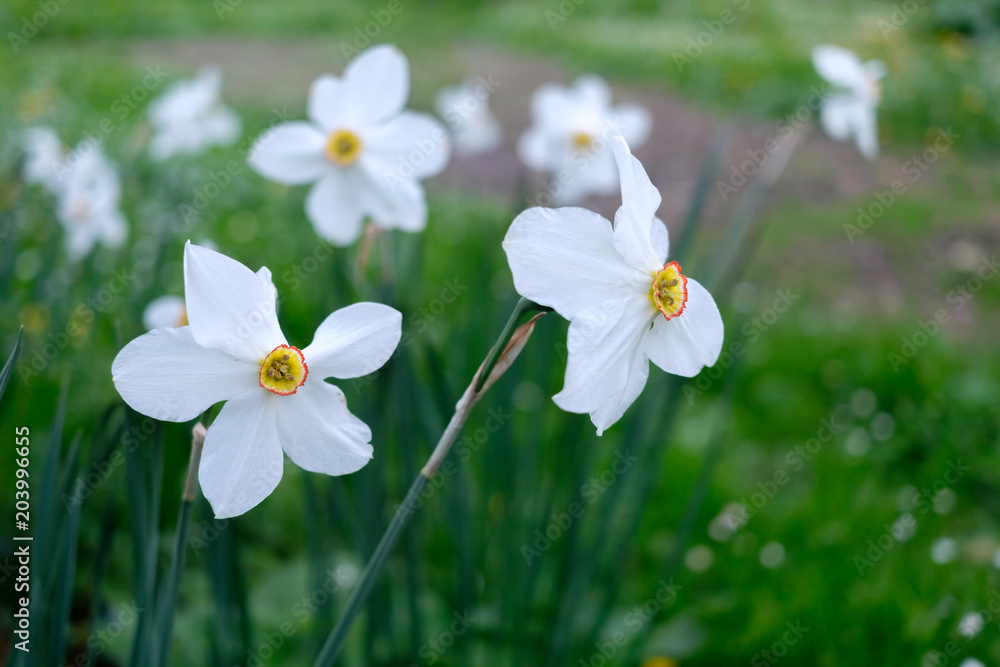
[314,297,547,666]
[154,423,205,667]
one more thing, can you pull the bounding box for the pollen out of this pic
[325,129,362,166]
[176,307,188,328]
[651,261,689,320]
[259,345,308,395]
[571,131,594,152]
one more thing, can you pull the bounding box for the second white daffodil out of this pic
[112,242,402,518]
[248,44,451,246]
[503,137,723,435]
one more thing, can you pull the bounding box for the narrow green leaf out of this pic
[0,325,23,405]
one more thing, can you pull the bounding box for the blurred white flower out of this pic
[248,44,450,246]
[812,45,885,160]
[112,242,402,518]
[56,144,127,260]
[518,74,651,205]
[957,611,984,638]
[148,66,242,160]
[958,659,986,667]
[22,126,64,193]
[930,537,959,564]
[503,137,722,435]
[142,295,188,330]
[435,79,502,156]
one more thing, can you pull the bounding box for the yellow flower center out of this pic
[571,131,594,152]
[176,307,188,328]
[259,344,308,395]
[325,129,362,166]
[651,261,688,320]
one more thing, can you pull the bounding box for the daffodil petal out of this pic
[853,103,879,160]
[199,395,284,519]
[611,137,663,272]
[575,75,613,109]
[303,302,402,379]
[112,326,259,422]
[502,205,646,320]
[364,111,451,179]
[614,103,652,147]
[343,44,409,126]
[819,94,857,143]
[644,277,723,377]
[357,167,428,232]
[276,381,374,475]
[308,75,351,132]
[183,242,285,361]
[305,171,367,245]
[248,122,328,185]
[651,217,670,264]
[516,127,555,171]
[553,296,653,434]
[812,45,868,94]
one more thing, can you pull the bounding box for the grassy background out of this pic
[1,0,999,665]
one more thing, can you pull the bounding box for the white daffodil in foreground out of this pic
[57,144,127,260]
[812,45,885,160]
[113,242,402,518]
[248,44,451,246]
[435,79,503,156]
[22,126,64,193]
[518,75,651,205]
[148,66,242,161]
[503,137,723,435]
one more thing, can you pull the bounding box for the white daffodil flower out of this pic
[435,79,503,156]
[503,137,723,435]
[113,242,402,518]
[812,45,885,160]
[518,75,651,205]
[142,295,188,330]
[22,126,64,193]
[148,66,242,161]
[248,44,451,246]
[56,144,127,261]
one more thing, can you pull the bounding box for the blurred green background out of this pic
[1,0,999,665]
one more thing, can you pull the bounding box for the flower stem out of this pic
[154,423,205,667]
[313,297,547,666]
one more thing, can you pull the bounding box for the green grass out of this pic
[1,0,999,664]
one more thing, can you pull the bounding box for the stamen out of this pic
[651,261,689,320]
[259,345,308,395]
[325,129,363,166]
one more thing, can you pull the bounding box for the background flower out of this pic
[435,79,503,156]
[248,44,451,245]
[148,66,242,160]
[812,44,885,159]
[518,74,651,204]
[55,144,127,260]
